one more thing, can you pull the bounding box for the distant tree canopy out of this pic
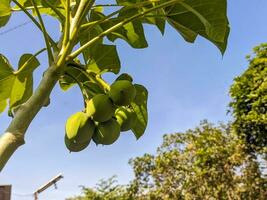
[229,43,267,153]
[67,121,267,200]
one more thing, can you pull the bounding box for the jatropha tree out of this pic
[0,0,229,171]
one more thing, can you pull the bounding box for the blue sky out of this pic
[1,1,267,199]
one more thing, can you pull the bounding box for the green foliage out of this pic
[115,107,137,132]
[0,0,229,167]
[165,0,229,53]
[229,43,267,153]
[66,176,130,200]
[0,53,40,115]
[86,44,121,75]
[0,0,11,28]
[68,121,267,200]
[130,84,148,139]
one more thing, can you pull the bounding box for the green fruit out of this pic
[109,80,136,106]
[65,112,95,143]
[93,118,121,145]
[65,135,90,152]
[86,94,115,122]
[115,107,137,131]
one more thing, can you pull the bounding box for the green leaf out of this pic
[83,81,105,99]
[0,0,11,28]
[0,55,14,100]
[106,19,148,49]
[116,0,166,35]
[165,0,229,54]
[0,54,40,112]
[87,44,121,74]
[131,84,148,139]
[91,10,148,49]
[59,64,105,98]
[18,54,40,73]
[80,11,104,63]
[59,65,90,91]
[116,73,133,82]
[17,0,65,21]
[0,100,7,113]
[142,9,166,35]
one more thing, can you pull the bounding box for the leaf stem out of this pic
[57,0,95,66]
[67,63,110,91]
[12,0,58,50]
[65,72,88,106]
[30,0,54,65]
[62,0,71,48]
[80,0,163,30]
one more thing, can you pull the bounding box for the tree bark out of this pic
[0,65,60,171]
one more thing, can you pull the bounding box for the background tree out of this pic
[229,43,267,154]
[0,0,229,171]
[69,121,267,200]
[66,176,131,200]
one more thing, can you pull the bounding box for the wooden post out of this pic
[0,185,12,200]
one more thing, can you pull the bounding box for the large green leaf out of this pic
[0,55,14,101]
[17,0,65,21]
[131,84,148,139]
[59,64,105,99]
[0,54,40,114]
[80,11,104,63]
[0,0,11,28]
[91,10,148,49]
[165,0,229,54]
[83,81,105,99]
[116,0,166,34]
[59,64,90,91]
[87,44,121,74]
[106,19,148,49]
[114,0,228,52]
[80,12,121,74]
[0,100,7,113]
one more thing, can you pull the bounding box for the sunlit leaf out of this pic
[0,0,11,28]
[87,44,121,74]
[131,84,148,139]
[0,54,40,113]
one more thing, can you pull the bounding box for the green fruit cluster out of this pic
[64,78,138,152]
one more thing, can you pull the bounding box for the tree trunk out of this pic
[0,65,60,171]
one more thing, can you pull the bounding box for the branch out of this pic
[62,0,71,48]
[64,72,88,107]
[67,63,110,91]
[69,0,182,59]
[57,0,95,66]
[12,0,58,50]
[42,0,65,22]
[31,0,54,65]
